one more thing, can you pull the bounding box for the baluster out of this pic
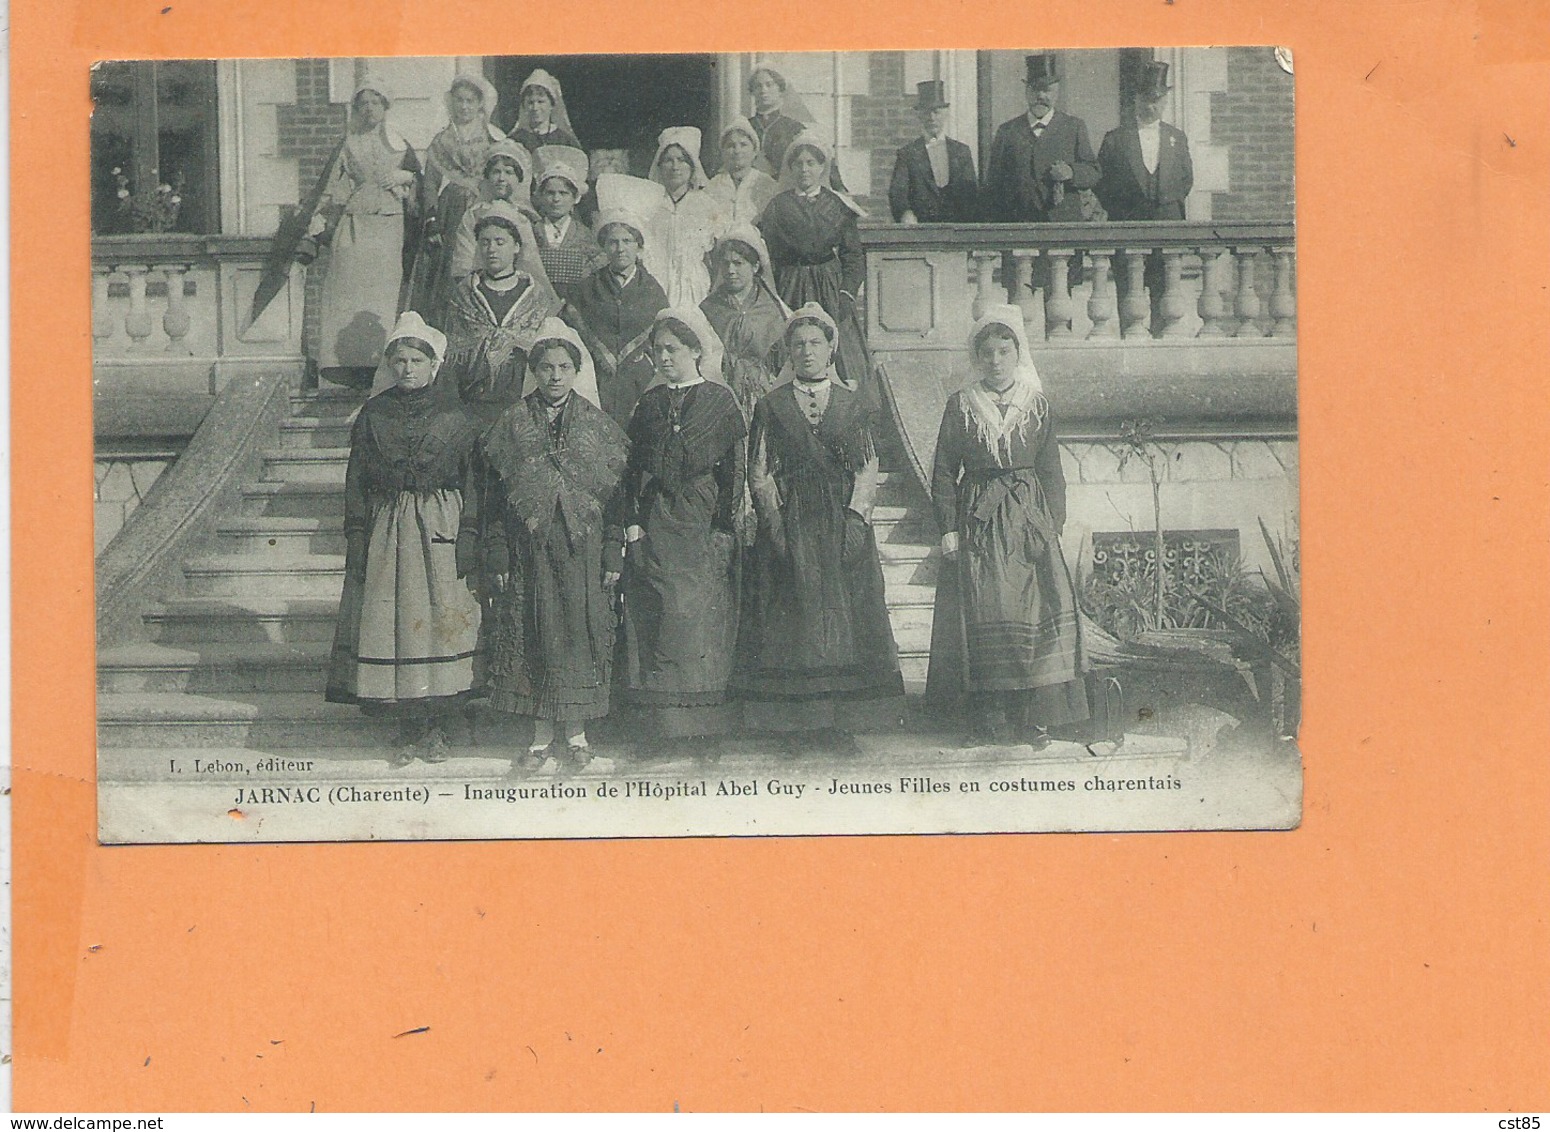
[1086,249,1119,339]
[1157,249,1190,338]
[1270,247,1296,337]
[1196,247,1228,337]
[161,264,193,355]
[971,251,999,321]
[1119,250,1149,339]
[121,265,154,351]
[1232,247,1265,337]
[1012,249,1040,336]
[1044,249,1074,338]
[91,265,117,348]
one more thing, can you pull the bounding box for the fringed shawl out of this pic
[627,381,746,492]
[959,303,1048,466]
[759,380,876,485]
[443,271,562,388]
[958,380,1049,467]
[482,392,628,547]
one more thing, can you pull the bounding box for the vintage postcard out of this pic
[92,48,1300,843]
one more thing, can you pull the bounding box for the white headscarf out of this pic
[776,130,866,217]
[518,69,576,138]
[776,302,843,386]
[593,173,671,278]
[650,126,710,193]
[351,75,410,151]
[523,316,602,408]
[533,144,589,198]
[481,137,533,187]
[711,224,790,317]
[467,199,558,298]
[719,116,761,151]
[370,311,447,397]
[959,303,1048,463]
[646,306,727,392]
[445,73,504,140]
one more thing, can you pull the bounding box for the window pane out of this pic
[155,60,219,234]
[89,60,219,236]
[89,62,137,235]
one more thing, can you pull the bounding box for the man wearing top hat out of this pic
[1097,62,1193,222]
[985,53,1100,224]
[1097,61,1194,334]
[888,80,979,225]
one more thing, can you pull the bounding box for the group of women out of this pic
[311,66,1090,769]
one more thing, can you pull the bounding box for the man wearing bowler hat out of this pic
[1097,61,1194,334]
[985,53,1100,223]
[888,80,979,224]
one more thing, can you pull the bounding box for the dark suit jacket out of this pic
[888,136,979,223]
[1096,122,1193,221]
[984,111,1100,222]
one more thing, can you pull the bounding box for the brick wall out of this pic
[275,60,349,368]
[848,52,918,216]
[1209,48,1295,221]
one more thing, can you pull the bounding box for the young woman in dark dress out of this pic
[326,312,483,763]
[757,133,874,402]
[732,303,902,756]
[923,304,1090,748]
[619,308,747,751]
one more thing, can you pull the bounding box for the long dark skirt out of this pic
[733,472,903,709]
[621,475,741,737]
[485,516,617,723]
[773,261,874,405]
[925,468,1089,727]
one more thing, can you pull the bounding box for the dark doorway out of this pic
[487,54,721,177]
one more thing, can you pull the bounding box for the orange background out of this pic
[14,0,1550,1111]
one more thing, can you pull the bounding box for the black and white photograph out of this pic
[91,48,1300,842]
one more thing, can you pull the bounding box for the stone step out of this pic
[98,642,330,694]
[892,616,932,656]
[891,602,934,639]
[872,474,918,507]
[241,481,345,519]
[144,597,342,644]
[291,390,366,418]
[881,554,939,588]
[262,448,349,484]
[217,516,347,556]
[280,418,354,449]
[875,539,935,565]
[899,654,927,694]
[882,581,938,609]
[97,692,394,749]
[872,517,935,545]
[183,554,346,600]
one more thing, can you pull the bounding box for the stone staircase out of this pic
[98,388,944,753]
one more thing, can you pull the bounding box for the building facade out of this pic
[91,47,1296,609]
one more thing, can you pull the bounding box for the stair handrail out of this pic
[95,368,296,648]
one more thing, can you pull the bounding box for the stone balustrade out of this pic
[860,219,1298,519]
[92,234,307,367]
[93,235,308,441]
[861,220,1295,346]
